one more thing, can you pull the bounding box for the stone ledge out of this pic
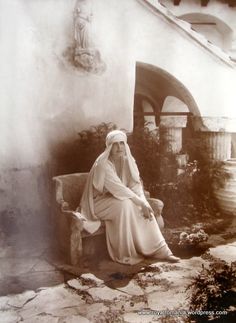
[192,116,236,132]
[160,115,188,128]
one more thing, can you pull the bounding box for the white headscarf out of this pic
[80,130,140,231]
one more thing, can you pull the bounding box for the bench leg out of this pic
[70,219,83,265]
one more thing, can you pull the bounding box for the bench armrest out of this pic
[147,197,164,229]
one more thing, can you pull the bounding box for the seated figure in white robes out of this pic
[80,130,180,265]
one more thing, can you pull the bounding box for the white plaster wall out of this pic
[0,0,136,169]
[191,24,223,49]
[0,166,51,234]
[1,0,236,169]
[160,0,236,56]
[127,0,236,119]
[0,0,236,233]
[0,0,137,234]
[160,0,236,33]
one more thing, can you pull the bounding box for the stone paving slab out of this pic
[209,241,236,262]
[58,315,90,323]
[22,314,90,323]
[0,310,20,323]
[88,285,128,302]
[117,281,144,296]
[23,314,90,323]
[67,278,90,291]
[155,269,193,288]
[79,302,109,321]
[122,311,160,323]
[123,310,187,323]
[0,296,11,311]
[22,313,59,323]
[21,285,85,320]
[7,290,36,308]
[80,273,104,285]
[0,237,236,323]
[46,306,81,317]
[147,289,188,311]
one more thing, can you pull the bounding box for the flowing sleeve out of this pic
[129,180,144,197]
[102,162,137,200]
[122,158,145,198]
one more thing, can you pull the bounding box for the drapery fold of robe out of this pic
[80,137,140,233]
[79,130,172,264]
[93,159,172,264]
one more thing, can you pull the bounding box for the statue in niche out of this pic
[70,0,105,73]
[74,0,93,50]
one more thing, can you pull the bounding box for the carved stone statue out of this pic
[74,0,93,50]
[70,0,105,73]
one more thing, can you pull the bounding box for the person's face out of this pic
[110,141,125,159]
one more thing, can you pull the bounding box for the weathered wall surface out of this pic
[0,0,137,170]
[0,0,235,235]
[0,166,51,237]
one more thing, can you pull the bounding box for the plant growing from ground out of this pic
[93,309,125,323]
[127,125,164,189]
[153,132,231,229]
[179,229,208,246]
[187,259,236,321]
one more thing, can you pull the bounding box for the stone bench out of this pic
[53,173,164,265]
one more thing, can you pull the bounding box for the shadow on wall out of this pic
[50,123,114,175]
[0,136,97,245]
[0,125,110,244]
[50,137,98,176]
[0,165,53,244]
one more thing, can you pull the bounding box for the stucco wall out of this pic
[0,0,137,235]
[131,0,236,120]
[0,0,235,235]
[160,0,236,58]
[160,0,236,33]
[0,0,137,170]
[1,0,235,168]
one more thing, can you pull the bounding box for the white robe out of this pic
[92,159,172,265]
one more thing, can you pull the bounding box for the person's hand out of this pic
[141,202,154,221]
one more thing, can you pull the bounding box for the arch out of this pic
[133,62,200,153]
[179,13,233,51]
[162,96,189,113]
[133,93,159,130]
[143,99,155,113]
[134,62,200,120]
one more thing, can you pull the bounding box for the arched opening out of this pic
[179,13,233,51]
[133,62,201,158]
[133,62,200,130]
[133,94,159,131]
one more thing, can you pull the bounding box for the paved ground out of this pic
[0,218,236,323]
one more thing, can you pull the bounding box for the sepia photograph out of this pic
[0,0,236,322]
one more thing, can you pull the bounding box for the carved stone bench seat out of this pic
[53,173,164,265]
